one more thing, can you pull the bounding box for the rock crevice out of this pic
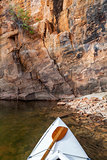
[0,0,107,100]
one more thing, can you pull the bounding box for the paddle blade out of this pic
[41,126,68,160]
[52,126,68,141]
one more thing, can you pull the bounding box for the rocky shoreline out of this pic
[57,92,107,120]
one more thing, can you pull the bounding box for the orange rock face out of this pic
[0,0,107,100]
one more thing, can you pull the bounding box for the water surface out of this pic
[0,101,106,160]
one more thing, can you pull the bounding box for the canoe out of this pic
[27,117,91,160]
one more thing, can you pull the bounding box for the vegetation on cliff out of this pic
[0,0,107,100]
[8,5,34,34]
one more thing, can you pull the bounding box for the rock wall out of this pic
[0,0,107,100]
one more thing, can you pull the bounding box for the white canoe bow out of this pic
[27,117,91,160]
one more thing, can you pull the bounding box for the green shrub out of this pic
[9,6,34,34]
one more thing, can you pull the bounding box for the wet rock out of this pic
[57,102,66,106]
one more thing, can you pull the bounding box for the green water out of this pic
[0,100,106,160]
[0,101,57,160]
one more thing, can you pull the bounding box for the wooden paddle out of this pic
[41,126,68,160]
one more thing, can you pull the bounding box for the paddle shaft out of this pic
[41,127,64,160]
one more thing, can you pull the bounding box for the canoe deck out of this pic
[27,117,90,160]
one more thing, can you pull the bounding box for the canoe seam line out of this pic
[28,150,90,160]
[64,152,91,159]
[28,120,56,159]
[34,123,55,149]
[28,149,54,158]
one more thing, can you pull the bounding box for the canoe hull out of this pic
[27,117,90,160]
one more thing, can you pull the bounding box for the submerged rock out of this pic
[58,92,107,119]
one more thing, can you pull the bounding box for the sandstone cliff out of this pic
[0,0,107,100]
